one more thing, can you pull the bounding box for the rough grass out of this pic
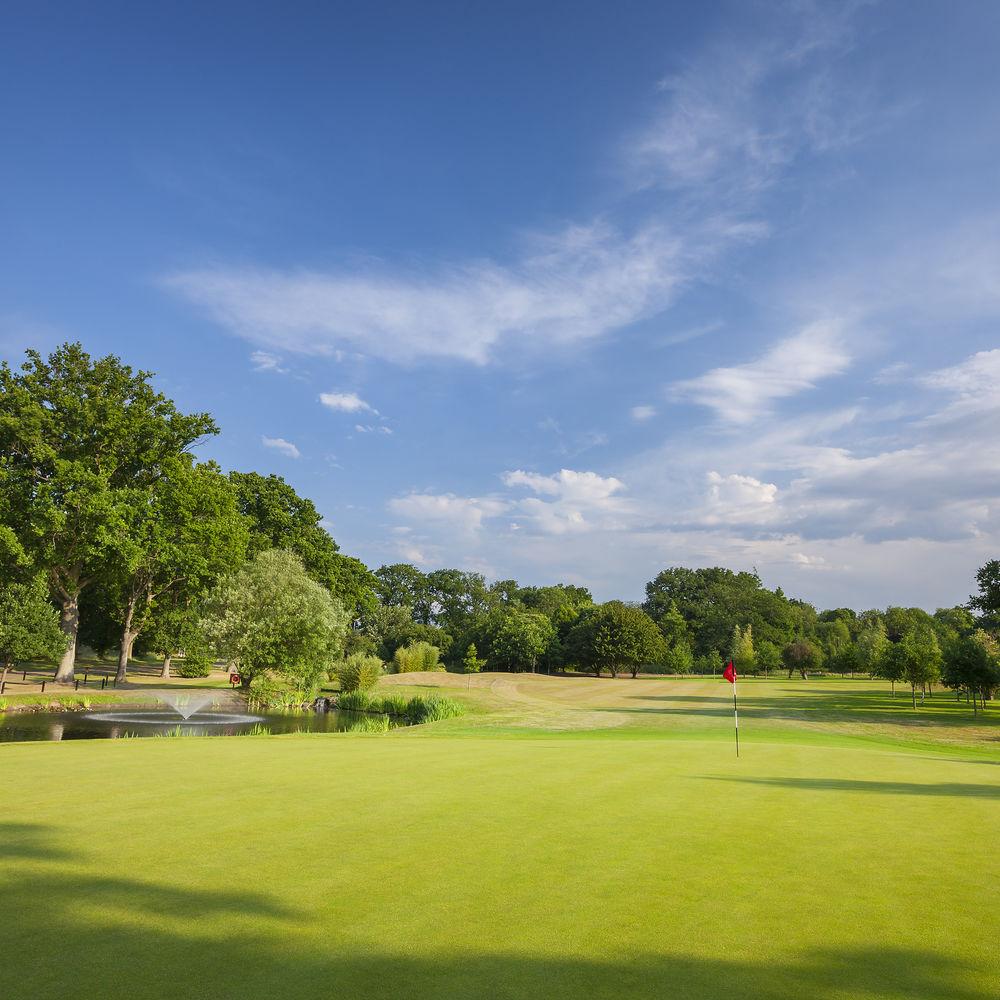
[3,673,999,999]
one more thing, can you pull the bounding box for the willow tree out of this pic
[0,343,216,681]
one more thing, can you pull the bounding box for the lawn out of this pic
[3,676,999,999]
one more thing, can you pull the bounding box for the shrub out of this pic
[175,651,212,678]
[335,690,463,724]
[246,675,311,711]
[392,640,442,673]
[335,653,384,693]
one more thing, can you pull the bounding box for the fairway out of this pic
[4,679,999,1000]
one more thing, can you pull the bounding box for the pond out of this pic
[0,708,394,742]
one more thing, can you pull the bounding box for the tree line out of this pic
[1,343,999,709]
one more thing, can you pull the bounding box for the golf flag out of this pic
[723,659,739,757]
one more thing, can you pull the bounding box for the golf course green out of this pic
[4,674,998,999]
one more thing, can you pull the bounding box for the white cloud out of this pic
[165,222,726,365]
[250,350,287,373]
[921,349,1000,421]
[669,322,851,423]
[319,391,377,414]
[354,424,392,435]
[387,493,508,536]
[702,471,779,525]
[261,436,301,459]
[630,404,656,422]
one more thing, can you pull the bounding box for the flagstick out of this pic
[732,676,740,758]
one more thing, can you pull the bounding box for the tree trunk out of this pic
[160,654,172,679]
[116,597,139,684]
[54,593,80,683]
[911,684,917,709]
[1,659,11,687]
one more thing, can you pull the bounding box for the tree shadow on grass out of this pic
[2,824,995,1000]
[703,776,1000,799]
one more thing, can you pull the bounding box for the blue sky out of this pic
[3,0,1000,610]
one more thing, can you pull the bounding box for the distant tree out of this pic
[932,606,977,645]
[101,459,248,682]
[874,642,907,697]
[662,641,693,675]
[756,640,781,677]
[644,566,797,656]
[201,549,348,690]
[0,343,217,681]
[857,620,890,678]
[571,601,666,679]
[0,578,69,685]
[392,640,442,674]
[781,639,821,678]
[462,642,486,674]
[230,471,377,620]
[941,632,1000,714]
[477,609,555,673]
[373,564,432,621]
[358,603,451,662]
[829,642,862,677]
[819,619,852,664]
[969,559,1000,633]
[731,624,756,675]
[898,624,943,708]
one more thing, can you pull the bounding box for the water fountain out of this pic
[83,690,263,729]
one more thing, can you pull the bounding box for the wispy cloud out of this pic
[261,435,301,459]
[250,350,287,373]
[669,322,851,423]
[319,391,377,414]
[630,404,656,422]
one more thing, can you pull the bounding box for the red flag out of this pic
[723,660,736,684]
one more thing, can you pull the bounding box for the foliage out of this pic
[731,624,756,675]
[392,640,443,673]
[969,558,1000,632]
[462,642,485,673]
[857,620,890,676]
[201,549,348,689]
[0,343,217,681]
[567,601,666,678]
[229,471,378,620]
[941,631,1000,711]
[781,639,822,678]
[473,608,555,673]
[174,649,213,678]
[898,624,943,708]
[358,602,451,661]
[643,566,800,656]
[336,653,384,693]
[692,649,723,675]
[755,640,781,676]
[0,577,68,676]
[335,689,464,724]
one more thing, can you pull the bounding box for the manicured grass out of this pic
[4,677,999,999]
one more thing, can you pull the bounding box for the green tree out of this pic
[969,559,1000,632]
[781,639,821,678]
[731,624,756,675]
[857,620,890,678]
[0,577,69,685]
[462,642,485,674]
[874,642,907,697]
[230,472,377,620]
[941,632,1000,715]
[102,459,248,682]
[0,343,216,681]
[201,549,348,690]
[898,624,943,708]
[756,639,781,677]
[357,603,451,662]
[373,564,432,621]
[477,608,555,673]
[570,601,666,679]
